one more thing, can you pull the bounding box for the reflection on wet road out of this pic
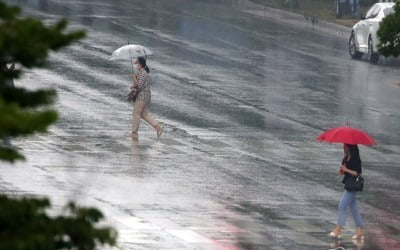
[2,0,400,249]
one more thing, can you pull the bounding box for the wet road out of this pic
[2,0,400,249]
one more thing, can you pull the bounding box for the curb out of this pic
[243,1,351,40]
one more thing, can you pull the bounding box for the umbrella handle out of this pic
[127,41,135,76]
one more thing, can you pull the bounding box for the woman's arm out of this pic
[340,165,358,176]
[131,74,138,89]
[339,165,345,175]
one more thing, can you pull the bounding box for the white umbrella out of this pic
[110,44,153,61]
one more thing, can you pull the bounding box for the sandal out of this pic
[352,228,364,240]
[329,231,342,239]
[351,234,364,240]
[329,227,342,239]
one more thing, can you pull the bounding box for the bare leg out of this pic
[141,106,158,128]
[132,100,146,135]
[141,106,163,138]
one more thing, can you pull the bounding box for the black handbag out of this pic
[344,175,364,192]
[127,88,138,102]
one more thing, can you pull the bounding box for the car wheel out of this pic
[368,37,379,64]
[349,33,362,59]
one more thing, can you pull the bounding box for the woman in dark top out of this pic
[329,144,365,240]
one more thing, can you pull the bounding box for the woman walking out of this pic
[130,57,163,139]
[330,144,364,240]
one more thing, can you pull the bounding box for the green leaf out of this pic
[0,196,117,249]
[378,1,400,57]
[0,146,24,162]
[0,2,117,249]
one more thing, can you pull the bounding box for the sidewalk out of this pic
[244,7,351,39]
[250,0,369,26]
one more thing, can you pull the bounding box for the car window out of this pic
[365,5,377,19]
[368,6,381,19]
[383,7,394,17]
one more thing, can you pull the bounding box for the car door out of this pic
[356,5,379,52]
[364,5,381,41]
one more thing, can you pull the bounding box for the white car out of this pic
[348,2,395,63]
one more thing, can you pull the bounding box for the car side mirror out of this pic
[360,14,366,20]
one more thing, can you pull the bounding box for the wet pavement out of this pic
[1,0,400,249]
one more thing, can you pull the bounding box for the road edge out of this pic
[242,0,351,40]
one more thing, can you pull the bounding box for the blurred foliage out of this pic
[378,1,400,57]
[0,195,117,250]
[0,1,117,249]
[0,0,85,162]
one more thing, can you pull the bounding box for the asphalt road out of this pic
[2,0,400,249]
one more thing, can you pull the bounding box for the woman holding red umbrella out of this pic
[329,144,364,240]
[317,125,374,240]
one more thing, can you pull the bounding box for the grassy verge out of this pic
[250,0,377,27]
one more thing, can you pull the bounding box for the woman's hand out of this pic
[132,74,138,83]
[340,165,358,176]
[339,165,344,175]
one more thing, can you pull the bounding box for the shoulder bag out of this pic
[344,175,364,192]
[127,87,138,102]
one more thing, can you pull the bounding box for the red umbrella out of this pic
[317,126,376,146]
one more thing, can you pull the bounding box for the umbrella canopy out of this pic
[110,44,153,61]
[317,126,376,146]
